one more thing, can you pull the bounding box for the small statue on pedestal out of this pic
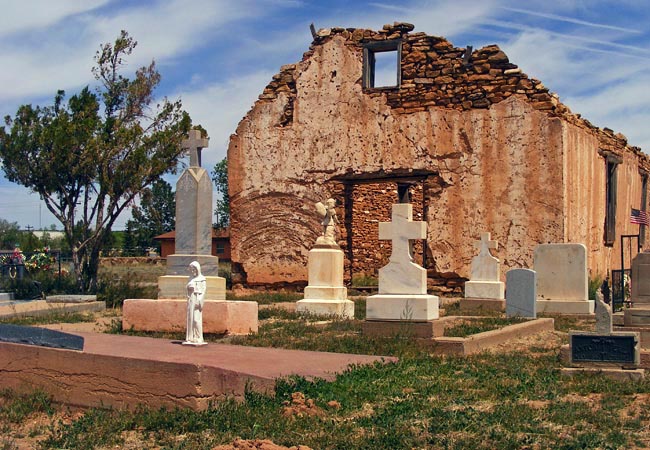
[183,261,207,346]
[315,198,339,247]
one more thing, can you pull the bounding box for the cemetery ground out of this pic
[2,263,650,449]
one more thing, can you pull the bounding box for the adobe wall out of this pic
[228,24,649,289]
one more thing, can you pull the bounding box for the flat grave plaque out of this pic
[0,324,84,350]
[570,333,636,364]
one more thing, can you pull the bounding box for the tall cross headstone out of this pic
[378,203,427,295]
[183,129,209,168]
[165,129,218,277]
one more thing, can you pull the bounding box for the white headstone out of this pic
[534,243,594,314]
[464,232,504,300]
[471,232,499,281]
[366,203,439,321]
[505,268,536,318]
[378,203,427,295]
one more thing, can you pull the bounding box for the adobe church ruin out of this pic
[228,23,650,292]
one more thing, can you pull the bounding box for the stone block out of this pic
[122,299,257,334]
[303,286,347,300]
[464,280,504,299]
[166,254,220,277]
[366,294,439,321]
[158,275,226,300]
[506,268,536,318]
[632,252,650,304]
[306,247,344,288]
[624,306,650,327]
[296,299,354,318]
[534,243,588,302]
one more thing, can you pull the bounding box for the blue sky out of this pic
[1,0,649,230]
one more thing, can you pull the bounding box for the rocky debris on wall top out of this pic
[253,22,648,170]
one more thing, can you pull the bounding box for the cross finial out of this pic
[379,204,427,264]
[182,129,209,167]
[475,232,498,257]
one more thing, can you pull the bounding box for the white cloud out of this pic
[176,71,275,169]
[0,0,109,37]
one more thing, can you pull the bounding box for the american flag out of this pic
[631,208,650,226]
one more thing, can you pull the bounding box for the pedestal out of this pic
[122,299,258,334]
[296,247,353,318]
[365,294,439,321]
[158,275,226,300]
[464,280,504,299]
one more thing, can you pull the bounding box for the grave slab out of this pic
[0,300,105,319]
[0,332,393,411]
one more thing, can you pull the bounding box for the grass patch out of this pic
[35,351,650,449]
[443,317,528,337]
[0,311,96,326]
[229,291,303,305]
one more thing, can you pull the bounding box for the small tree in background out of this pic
[125,179,175,252]
[212,157,229,229]
[0,31,192,292]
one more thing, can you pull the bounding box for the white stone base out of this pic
[296,299,354,319]
[303,286,347,300]
[536,299,595,315]
[158,275,226,300]
[464,280,504,300]
[366,294,439,321]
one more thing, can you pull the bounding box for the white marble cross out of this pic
[377,203,427,295]
[379,203,426,264]
[475,232,498,257]
[182,129,210,168]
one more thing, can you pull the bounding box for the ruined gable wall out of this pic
[229,24,647,288]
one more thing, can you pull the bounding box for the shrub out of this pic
[96,272,157,308]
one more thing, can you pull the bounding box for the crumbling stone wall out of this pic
[229,23,650,290]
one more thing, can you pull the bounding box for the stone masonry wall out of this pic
[229,23,650,290]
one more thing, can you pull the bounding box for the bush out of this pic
[588,275,603,301]
[96,272,157,308]
[0,270,79,299]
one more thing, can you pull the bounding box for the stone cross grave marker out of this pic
[471,232,499,281]
[182,129,209,168]
[378,203,427,295]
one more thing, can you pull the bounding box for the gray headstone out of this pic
[506,268,536,318]
[0,324,84,350]
[594,290,612,334]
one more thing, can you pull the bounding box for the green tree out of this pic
[125,179,175,251]
[0,219,22,250]
[211,157,229,228]
[0,31,192,291]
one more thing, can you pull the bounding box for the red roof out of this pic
[154,228,230,240]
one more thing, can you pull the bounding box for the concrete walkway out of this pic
[0,331,395,411]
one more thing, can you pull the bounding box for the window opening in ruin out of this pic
[641,172,648,246]
[605,159,619,246]
[363,40,401,89]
